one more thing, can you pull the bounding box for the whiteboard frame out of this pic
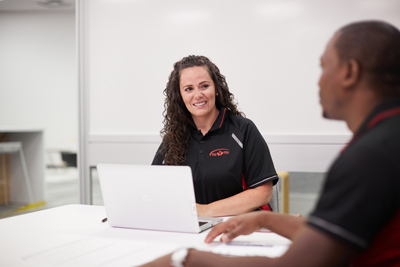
[87,133,351,173]
[77,0,90,204]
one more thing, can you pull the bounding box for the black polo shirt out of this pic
[152,108,278,205]
[307,98,400,266]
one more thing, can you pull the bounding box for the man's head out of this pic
[318,21,400,120]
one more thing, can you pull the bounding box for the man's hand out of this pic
[205,211,266,244]
[138,249,226,267]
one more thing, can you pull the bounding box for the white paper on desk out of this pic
[211,243,288,258]
[209,233,291,258]
[212,232,292,246]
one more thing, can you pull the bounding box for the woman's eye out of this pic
[185,87,193,91]
[202,84,209,88]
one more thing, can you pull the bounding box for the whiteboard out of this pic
[85,0,400,136]
[79,0,400,203]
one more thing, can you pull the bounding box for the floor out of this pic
[0,169,325,219]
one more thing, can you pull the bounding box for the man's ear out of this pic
[342,59,361,89]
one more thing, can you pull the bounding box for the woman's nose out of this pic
[194,88,203,98]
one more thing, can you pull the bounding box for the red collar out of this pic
[367,107,400,129]
[342,107,400,153]
[187,108,227,132]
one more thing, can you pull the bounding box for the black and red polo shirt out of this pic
[152,108,278,207]
[307,98,400,266]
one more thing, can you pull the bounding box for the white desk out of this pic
[0,205,291,266]
[0,127,44,204]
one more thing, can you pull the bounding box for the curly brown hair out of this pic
[160,55,244,165]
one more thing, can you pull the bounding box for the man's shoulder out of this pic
[368,115,400,142]
[331,116,400,180]
[354,116,400,157]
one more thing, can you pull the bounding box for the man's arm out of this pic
[205,211,305,241]
[140,225,358,267]
[196,182,273,217]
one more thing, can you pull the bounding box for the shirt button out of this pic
[199,150,203,154]
[200,141,204,144]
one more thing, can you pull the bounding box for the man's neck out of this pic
[345,89,383,133]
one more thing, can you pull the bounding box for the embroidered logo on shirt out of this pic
[209,148,230,157]
[231,133,243,148]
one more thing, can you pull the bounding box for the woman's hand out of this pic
[196,203,210,217]
[204,211,266,243]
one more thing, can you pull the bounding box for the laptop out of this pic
[97,164,222,233]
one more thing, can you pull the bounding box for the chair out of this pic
[269,171,289,213]
[0,142,34,205]
[61,152,77,167]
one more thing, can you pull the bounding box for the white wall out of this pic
[0,10,77,151]
[86,0,400,137]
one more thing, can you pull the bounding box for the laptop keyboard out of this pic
[199,221,208,227]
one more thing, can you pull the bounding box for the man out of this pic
[141,20,400,267]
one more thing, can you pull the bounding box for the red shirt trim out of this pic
[367,107,400,129]
[352,209,400,266]
[242,173,271,211]
[219,108,227,128]
[342,107,400,153]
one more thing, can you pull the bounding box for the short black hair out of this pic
[335,21,400,98]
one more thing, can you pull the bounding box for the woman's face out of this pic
[179,66,218,120]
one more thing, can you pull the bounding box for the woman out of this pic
[152,55,278,217]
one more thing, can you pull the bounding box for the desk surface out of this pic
[0,205,291,266]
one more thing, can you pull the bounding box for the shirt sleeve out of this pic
[151,143,165,165]
[242,119,278,188]
[307,145,400,249]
